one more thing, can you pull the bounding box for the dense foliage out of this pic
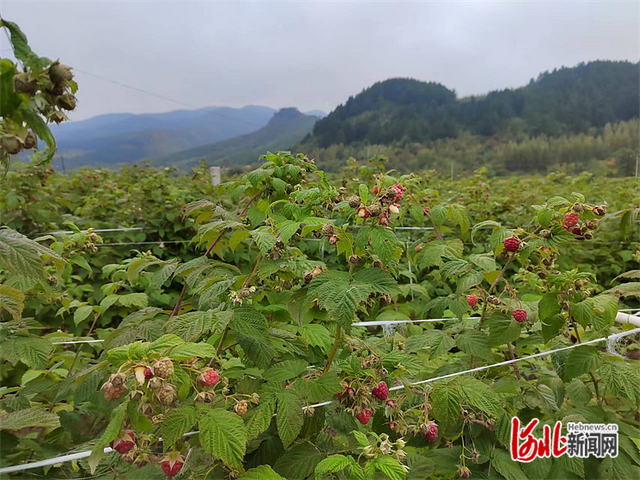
[303,120,639,176]
[309,62,639,148]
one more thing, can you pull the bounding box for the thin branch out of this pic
[324,326,342,373]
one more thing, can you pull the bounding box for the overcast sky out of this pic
[1,0,638,121]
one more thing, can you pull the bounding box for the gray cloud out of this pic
[2,0,638,120]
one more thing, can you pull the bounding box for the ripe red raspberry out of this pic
[563,213,579,227]
[356,409,372,425]
[372,381,389,400]
[198,368,220,386]
[571,226,582,236]
[466,294,478,307]
[143,367,153,379]
[391,185,403,200]
[110,431,135,454]
[423,421,438,442]
[513,309,527,323]
[503,237,520,252]
[373,185,379,194]
[161,460,184,477]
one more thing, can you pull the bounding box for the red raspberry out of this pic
[391,185,403,200]
[198,368,220,386]
[466,294,478,307]
[357,207,370,218]
[143,367,153,379]
[356,409,372,425]
[571,226,582,236]
[503,237,520,252]
[372,382,389,400]
[513,309,527,323]
[563,213,579,227]
[161,460,184,477]
[423,421,438,442]
[110,431,135,455]
[373,185,379,194]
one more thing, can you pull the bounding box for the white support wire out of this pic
[46,317,479,346]
[4,324,639,475]
[31,227,144,236]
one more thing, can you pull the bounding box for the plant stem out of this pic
[67,285,121,378]
[324,325,342,373]
[170,284,187,317]
[239,189,264,216]
[570,318,603,406]
[204,230,225,257]
[507,342,522,380]
[476,253,514,331]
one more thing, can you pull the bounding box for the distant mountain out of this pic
[155,108,318,168]
[306,61,639,148]
[50,105,276,169]
[304,109,327,118]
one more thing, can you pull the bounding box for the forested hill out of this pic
[306,61,639,148]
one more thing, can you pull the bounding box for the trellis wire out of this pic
[47,317,480,346]
[3,325,638,475]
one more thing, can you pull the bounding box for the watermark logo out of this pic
[510,417,618,462]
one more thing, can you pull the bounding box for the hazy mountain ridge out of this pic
[154,108,319,168]
[51,105,277,168]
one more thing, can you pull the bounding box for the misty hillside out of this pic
[154,108,319,168]
[306,60,639,149]
[50,105,276,169]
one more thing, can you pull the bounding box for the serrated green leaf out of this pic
[161,407,197,450]
[277,389,304,448]
[200,408,247,471]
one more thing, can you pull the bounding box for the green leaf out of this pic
[370,227,402,264]
[599,452,638,480]
[458,377,503,418]
[279,220,301,244]
[490,449,527,480]
[0,284,25,320]
[430,383,461,430]
[276,389,304,448]
[455,330,493,360]
[74,305,94,325]
[563,346,600,381]
[487,313,522,346]
[230,307,268,338]
[315,455,354,480]
[274,442,323,480]
[302,324,332,351]
[0,407,60,430]
[92,401,128,460]
[251,228,277,254]
[118,293,148,308]
[600,362,640,403]
[538,292,559,321]
[199,408,247,471]
[370,456,406,480]
[240,465,286,480]
[169,342,216,360]
[264,359,309,383]
[161,407,197,450]
[0,228,64,281]
[244,400,275,439]
[0,337,53,369]
[537,208,555,227]
[22,106,56,160]
[166,310,216,342]
[358,184,368,204]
